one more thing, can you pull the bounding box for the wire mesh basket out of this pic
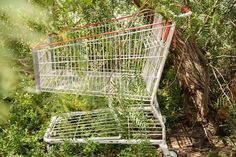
[33,11,175,101]
[33,10,177,156]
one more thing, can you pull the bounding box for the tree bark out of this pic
[170,30,218,144]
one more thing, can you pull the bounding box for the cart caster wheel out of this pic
[46,144,52,152]
[169,150,178,157]
[162,150,178,157]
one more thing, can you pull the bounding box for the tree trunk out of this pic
[170,30,218,144]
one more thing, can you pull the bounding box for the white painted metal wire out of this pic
[44,106,163,144]
[33,12,175,101]
[33,11,176,155]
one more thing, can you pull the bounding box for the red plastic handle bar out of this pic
[162,21,171,42]
[177,4,190,13]
[175,3,192,17]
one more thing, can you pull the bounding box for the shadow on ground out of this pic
[164,124,235,157]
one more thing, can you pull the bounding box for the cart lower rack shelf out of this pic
[44,106,164,144]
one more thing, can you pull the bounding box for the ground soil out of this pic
[159,124,236,157]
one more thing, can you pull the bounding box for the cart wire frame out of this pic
[33,10,176,156]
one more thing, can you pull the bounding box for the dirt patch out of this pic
[164,124,236,157]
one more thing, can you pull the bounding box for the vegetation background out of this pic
[0,0,235,156]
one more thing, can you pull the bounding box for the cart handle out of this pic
[175,3,192,17]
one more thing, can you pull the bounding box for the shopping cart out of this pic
[33,6,191,157]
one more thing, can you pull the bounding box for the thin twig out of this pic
[230,20,236,27]
[212,55,236,59]
[212,65,234,99]
[209,64,231,102]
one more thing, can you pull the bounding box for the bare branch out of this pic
[213,55,236,59]
[230,20,236,27]
[209,64,232,102]
[212,65,234,98]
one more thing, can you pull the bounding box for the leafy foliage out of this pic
[0,0,235,156]
[158,68,183,127]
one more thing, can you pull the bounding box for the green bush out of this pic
[158,68,183,127]
[118,141,157,157]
